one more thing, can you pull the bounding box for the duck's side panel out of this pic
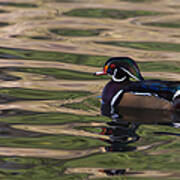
[118,93,172,110]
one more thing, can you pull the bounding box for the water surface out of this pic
[0,0,179,179]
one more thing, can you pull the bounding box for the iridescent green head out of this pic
[95,57,144,82]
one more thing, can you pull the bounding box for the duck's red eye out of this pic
[110,64,116,68]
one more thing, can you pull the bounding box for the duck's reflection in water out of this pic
[100,121,140,152]
[117,107,180,125]
[79,109,180,178]
[94,106,180,177]
[117,107,180,135]
[2,108,180,178]
[102,107,180,152]
[4,108,178,178]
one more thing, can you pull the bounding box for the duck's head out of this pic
[94,57,144,82]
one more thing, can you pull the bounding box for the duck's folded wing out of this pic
[124,80,180,102]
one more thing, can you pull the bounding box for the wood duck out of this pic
[94,57,180,118]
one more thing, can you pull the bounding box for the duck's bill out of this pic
[93,71,107,76]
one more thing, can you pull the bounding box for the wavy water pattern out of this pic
[0,0,179,179]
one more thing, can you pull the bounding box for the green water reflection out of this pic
[64,8,163,19]
[0,47,107,66]
[121,0,155,2]
[0,134,106,150]
[0,22,9,27]
[13,67,108,80]
[144,21,180,28]
[0,112,109,125]
[0,88,91,101]
[50,28,105,37]
[0,2,38,8]
[63,97,100,111]
[98,41,180,52]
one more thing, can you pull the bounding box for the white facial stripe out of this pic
[114,68,117,76]
[120,67,139,81]
[173,90,180,100]
[110,90,123,114]
[112,75,126,82]
[112,68,127,82]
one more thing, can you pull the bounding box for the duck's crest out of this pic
[106,57,144,81]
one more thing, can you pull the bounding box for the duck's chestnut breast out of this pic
[102,80,130,105]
